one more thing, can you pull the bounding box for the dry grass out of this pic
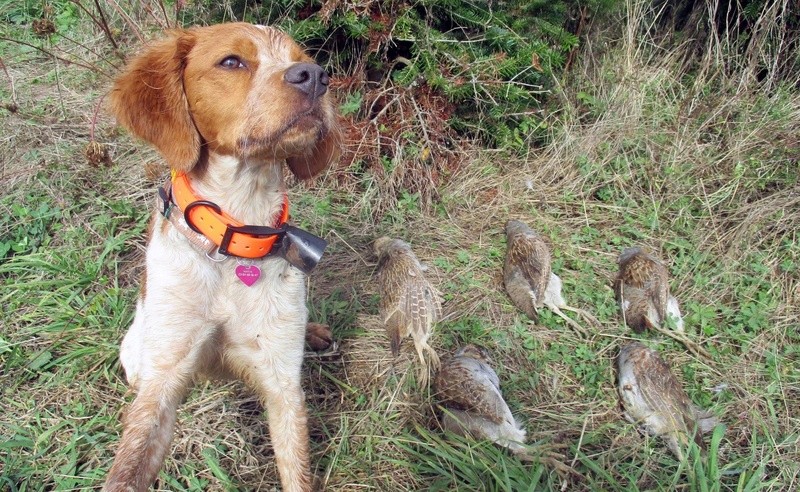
[1,1,798,491]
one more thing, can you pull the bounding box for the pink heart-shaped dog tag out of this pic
[235,264,261,287]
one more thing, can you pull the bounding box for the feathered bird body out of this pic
[504,220,552,320]
[374,237,441,376]
[435,345,526,454]
[617,342,718,460]
[503,220,594,334]
[614,247,684,332]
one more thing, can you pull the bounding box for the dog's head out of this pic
[109,22,340,179]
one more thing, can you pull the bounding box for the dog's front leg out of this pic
[230,338,312,492]
[263,376,312,492]
[104,324,216,492]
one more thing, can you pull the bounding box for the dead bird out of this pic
[503,220,596,335]
[374,236,442,381]
[434,344,527,456]
[614,247,684,333]
[617,342,718,460]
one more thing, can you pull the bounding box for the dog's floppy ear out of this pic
[286,123,342,180]
[109,30,200,173]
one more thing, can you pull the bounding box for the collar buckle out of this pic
[218,223,287,257]
[183,200,223,235]
[158,186,173,218]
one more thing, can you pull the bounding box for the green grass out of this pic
[1,1,798,491]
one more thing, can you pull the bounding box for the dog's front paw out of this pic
[305,322,334,352]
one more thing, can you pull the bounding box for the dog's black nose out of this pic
[284,63,329,99]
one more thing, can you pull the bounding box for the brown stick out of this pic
[0,57,18,110]
[0,37,113,78]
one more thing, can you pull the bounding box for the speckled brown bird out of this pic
[614,247,684,333]
[617,342,718,460]
[434,345,527,455]
[504,220,595,335]
[374,237,441,379]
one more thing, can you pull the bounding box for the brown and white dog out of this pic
[105,23,340,491]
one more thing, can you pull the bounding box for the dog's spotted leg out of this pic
[104,323,216,492]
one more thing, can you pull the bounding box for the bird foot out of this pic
[652,325,712,360]
[547,304,589,336]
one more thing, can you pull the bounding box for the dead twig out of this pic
[68,0,121,55]
[0,57,19,111]
[0,36,114,79]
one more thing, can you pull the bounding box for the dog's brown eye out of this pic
[220,56,245,69]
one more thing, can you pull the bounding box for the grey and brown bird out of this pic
[504,220,595,335]
[434,344,527,456]
[374,237,441,380]
[617,342,718,460]
[614,247,684,333]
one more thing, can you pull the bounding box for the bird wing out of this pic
[638,351,697,436]
[384,309,406,356]
[504,266,539,319]
[399,266,441,343]
[647,263,670,324]
[377,254,404,313]
[378,254,413,355]
[437,358,513,425]
[619,285,659,332]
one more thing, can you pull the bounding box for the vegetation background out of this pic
[0,0,797,490]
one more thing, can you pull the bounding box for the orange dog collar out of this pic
[169,172,289,259]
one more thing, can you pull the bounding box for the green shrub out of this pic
[185,0,623,150]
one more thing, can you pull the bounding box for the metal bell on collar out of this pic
[273,225,327,274]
